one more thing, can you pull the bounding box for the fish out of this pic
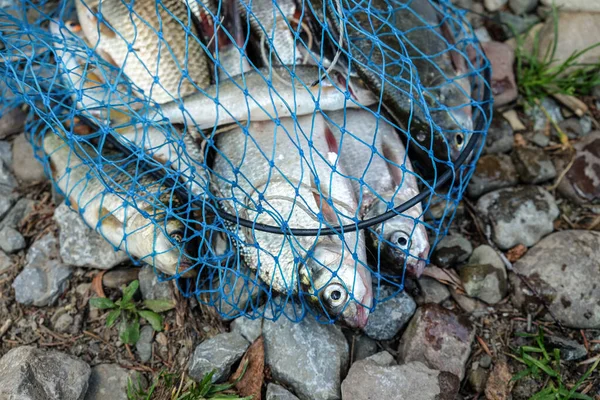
[75,0,211,104]
[318,0,473,164]
[211,113,372,328]
[43,129,194,277]
[239,0,300,66]
[323,109,430,278]
[157,65,377,130]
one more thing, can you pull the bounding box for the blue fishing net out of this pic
[0,0,492,325]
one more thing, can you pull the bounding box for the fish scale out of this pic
[76,0,211,104]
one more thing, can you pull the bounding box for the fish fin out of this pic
[310,173,338,224]
[68,197,79,212]
[96,47,119,68]
[324,126,338,155]
[91,5,117,39]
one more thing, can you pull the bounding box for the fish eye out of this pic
[391,231,411,249]
[321,283,348,311]
[169,229,184,243]
[455,132,465,149]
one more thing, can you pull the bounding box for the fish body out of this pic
[75,0,211,104]
[323,109,429,277]
[43,130,192,276]
[159,65,377,129]
[320,0,472,163]
[211,113,372,328]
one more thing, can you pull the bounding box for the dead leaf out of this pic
[231,336,264,400]
[92,271,107,298]
[514,133,527,147]
[506,244,527,263]
[484,358,513,400]
[422,265,464,292]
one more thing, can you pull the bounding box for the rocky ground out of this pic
[1,0,600,399]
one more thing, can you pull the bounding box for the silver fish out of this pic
[75,0,211,104]
[324,109,429,278]
[157,65,377,130]
[211,113,372,328]
[43,130,193,277]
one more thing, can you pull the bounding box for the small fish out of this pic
[319,0,473,164]
[239,0,300,66]
[323,109,430,277]
[75,0,211,104]
[43,129,193,276]
[158,65,377,129]
[211,113,372,328]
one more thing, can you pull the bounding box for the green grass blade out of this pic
[523,354,557,377]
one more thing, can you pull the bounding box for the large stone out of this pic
[509,0,538,14]
[341,358,459,400]
[139,265,174,300]
[468,154,518,198]
[351,335,378,363]
[54,203,128,269]
[266,384,300,400]
[459,263,508,304]
[512,146,557,184]
[0,107,26,139]
[483,117,514,155]
[545,336,587,361]
[498,12,540,37]
[102,268,141,289]
[136,325,154,363]
[263,304,349,400]
[481,42,517,107]
[12,233,72,306]
[530,97,564,132]
[398,304,475,380]
[230,316,263,343]
[476,186,559,250]
[12,132,46,183]
[431,233,473,268]
[188,332,250,383]
[541,0,600,11]
[0,346,90,400]
[0,141,12,167]
[416,277,450,305]
[85,364,145,400]
[558,131,600,204]
[0,198,35,230]
[0,225,25,253]
[0,159,16,189]
[511,230,600,328]
[364,286,416,341]
[0,188,14,221]
[0,249,11,274]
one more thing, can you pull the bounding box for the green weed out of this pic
[510,328,599,400]
[89,280,175,345]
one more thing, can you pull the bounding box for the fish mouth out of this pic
[345,300,370,329]
[407,259,427,279]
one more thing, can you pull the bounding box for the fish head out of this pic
[305,237,373,329]
[367,199,430,279]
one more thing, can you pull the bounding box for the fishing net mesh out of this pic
[0,0,492,324]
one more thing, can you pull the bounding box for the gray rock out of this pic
[545,336,587,361]
[266,384,300,400]
[230,316,263,343]
[474,27,492,43]
[498,12,540,37]
[557,118,584,139]
[85,364,146,400]
[102,268,141,289]
[468,366,489,393]
[527,131,551,148]
[469,245,505,271]
[530,98,563,132]
[188,332,249,383]
[482,42,517,107]
[513,376,544,400]
[540,0,600,11]
[483,117,514,155]
[580,115,593,136]
[509,0,538,14]
[12,233,72,306]
[12,133,46,183]
[0,226,25,253]
[341,359,460,400]
[0,346,90,400]
[511,230,600,328]
[139,265,174,300]
[431,233,473,268]
[0,108,26,139]
[53,313,74,334]
[0,188,15,220]
[364,286,416,341]
[476,186,559,250]
[468,154,519,198]
[459,263,508,304]
[558,131,600,204]
[416,277,450,305]
[365,351,396,366]
[0,159,16,189]
[0,198,35,230]
[480,355,493,369]
[136,325,154,363]
[398,304,475,380]
[0,249,11,274]
[484,0,507,11]
[0,141,12,167]
[450,288,489,315]
[512,146,557,184]
[54,203,128,269]
[263,303,349,400]
[351,335,378,363]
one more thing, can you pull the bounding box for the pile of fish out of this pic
[27,0,475,327]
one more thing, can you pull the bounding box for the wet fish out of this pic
[158,65,377,129]
[324,109,430,277]
[239,0,300,66]
[43,130,193,276]
[75,0,211,104]
[319,0,473,163]
[211,113,372,328]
